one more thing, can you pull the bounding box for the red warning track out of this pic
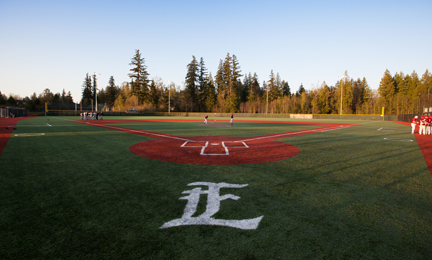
[0,117,34,156]
[76,119,356,165]
[393,121,432,175]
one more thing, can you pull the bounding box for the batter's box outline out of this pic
[180,141,249,155]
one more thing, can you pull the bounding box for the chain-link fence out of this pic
[0,106,30,118]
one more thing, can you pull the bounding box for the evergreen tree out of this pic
[197,57,208,111]
[205,73,217,112]
[224,80,240,113]
[300,91,309,113]
[81,73,93,106]
[215,60,224,95]
[394,72,407,94]
[378,69,396,114]
[185,56,199,111]
[282,80,291,96]
[318,82,331,114]
[232,55,245,104]
[222,53,232,98]
[128,49,150,104]
[149,80,159,110]
[6,96,17,106]
[296,84,305,97]
[268,70,281,102]
[106,76,118,108]
[360,77,371,107]
[419,70,432,93]
[0,93,6,105]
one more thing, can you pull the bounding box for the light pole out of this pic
[338,75,347,115]
[419,93,422,114]
[266,81,269,114]
[167,81,173,113]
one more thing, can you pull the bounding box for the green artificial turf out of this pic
[0,116,431,259]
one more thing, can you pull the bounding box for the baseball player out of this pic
[419,115,426,135]
[411,116,418,134]
[427,115,432,135]
[204,114,208,124]
[428,115,432,135]
[230,113,234,126]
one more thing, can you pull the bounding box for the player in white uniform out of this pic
[428,115,432,135]
[204,114,208,124]
[419,115,426,135]
[230,113,234,126]
[411,116,418,134]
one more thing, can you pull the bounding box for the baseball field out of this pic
[0,116,431,259]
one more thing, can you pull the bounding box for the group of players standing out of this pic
[411,115,432,135]
[80,111,103,120]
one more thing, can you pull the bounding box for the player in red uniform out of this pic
[204,114,208,124]
[411,116,418,134]
[230,113,234,126]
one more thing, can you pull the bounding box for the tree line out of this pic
[82,50,432,114]
[82,49,430,115]
[4,49,430,115]
[0,89,74,111]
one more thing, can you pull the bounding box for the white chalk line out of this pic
[238,125,352,142]
[15,133,45,137]
[81,121,191,142]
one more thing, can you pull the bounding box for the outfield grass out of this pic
[0,116,431,259]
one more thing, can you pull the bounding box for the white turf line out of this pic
[15,133,45,137]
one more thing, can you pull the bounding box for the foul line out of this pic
[238,125,352,142]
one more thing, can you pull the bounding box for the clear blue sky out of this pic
[1,0,431,102]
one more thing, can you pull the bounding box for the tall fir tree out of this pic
[81,73,93,106]
[106,76,118,108]
[197,57,208,111]
[296,83,305,97]
[128,49,150,104]
[204,73,217,112]
[378,69,397,114]
[282,80,291,96]
[185,56,199,111]
[149,80,159,110]
[268,70,281,102]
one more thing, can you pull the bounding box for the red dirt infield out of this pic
[0,117,34,156]
[129,136,300,165]
[76,119,356,165]
[393,121,432,175]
